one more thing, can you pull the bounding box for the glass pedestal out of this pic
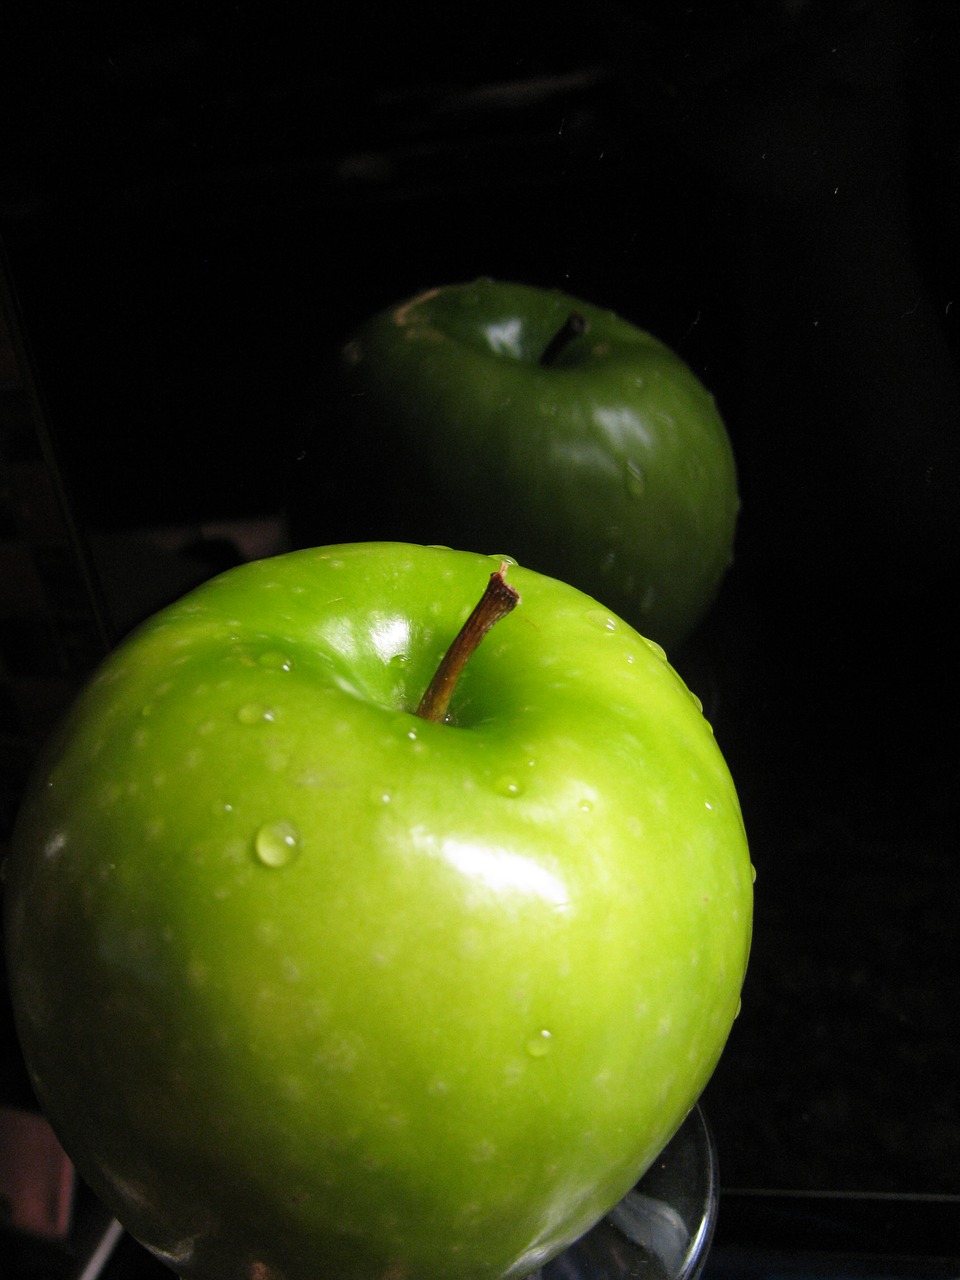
[537,1104,717,1280]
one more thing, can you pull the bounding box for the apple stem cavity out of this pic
[539,312,588,367]
[416,564,520,724]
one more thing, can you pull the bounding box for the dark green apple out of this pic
[3,542,752,1280]
[292,280,739,651]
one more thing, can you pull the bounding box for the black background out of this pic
[1,0,959,1258]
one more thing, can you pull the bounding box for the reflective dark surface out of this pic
[2,2,959,1275]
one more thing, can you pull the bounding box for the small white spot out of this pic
[44,831,67,860]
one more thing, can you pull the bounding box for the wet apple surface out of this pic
[4,543,752,1280]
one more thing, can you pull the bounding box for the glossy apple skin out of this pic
[4,543,752,1280]
[292,280,739,651]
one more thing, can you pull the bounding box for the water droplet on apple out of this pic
[751,863,757,884]
[238,703,276,725]
[389,653,409,668]
[389,713,417,741]
[258,651,293,671]
[495,776,524,799]
[624,459,646,498]
[526,1029,553,1057]
[641,637,667,663]
[689,690,704,713]
[585,610,618,632]
[254,820,301,868]
[578,799,593,813]
[735,997,742,1019]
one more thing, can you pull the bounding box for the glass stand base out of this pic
[535,1103,718,1280]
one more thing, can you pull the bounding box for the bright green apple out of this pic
[3,542,752,1280]
[291,280,739,650]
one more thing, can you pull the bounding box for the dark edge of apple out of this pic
[539,312,588,367]
[416,564,520,725]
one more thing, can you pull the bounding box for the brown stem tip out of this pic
[539,312,588,367]
[416,563,520,724]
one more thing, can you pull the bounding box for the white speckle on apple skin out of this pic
[502,1059,524,1087]
[43,831,67,861]
[98,781,122,809]
[313,1032,363,1075]
[280,1074,308,1105]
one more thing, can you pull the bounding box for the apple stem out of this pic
[539,312,588,367]
[416,564,520,724]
